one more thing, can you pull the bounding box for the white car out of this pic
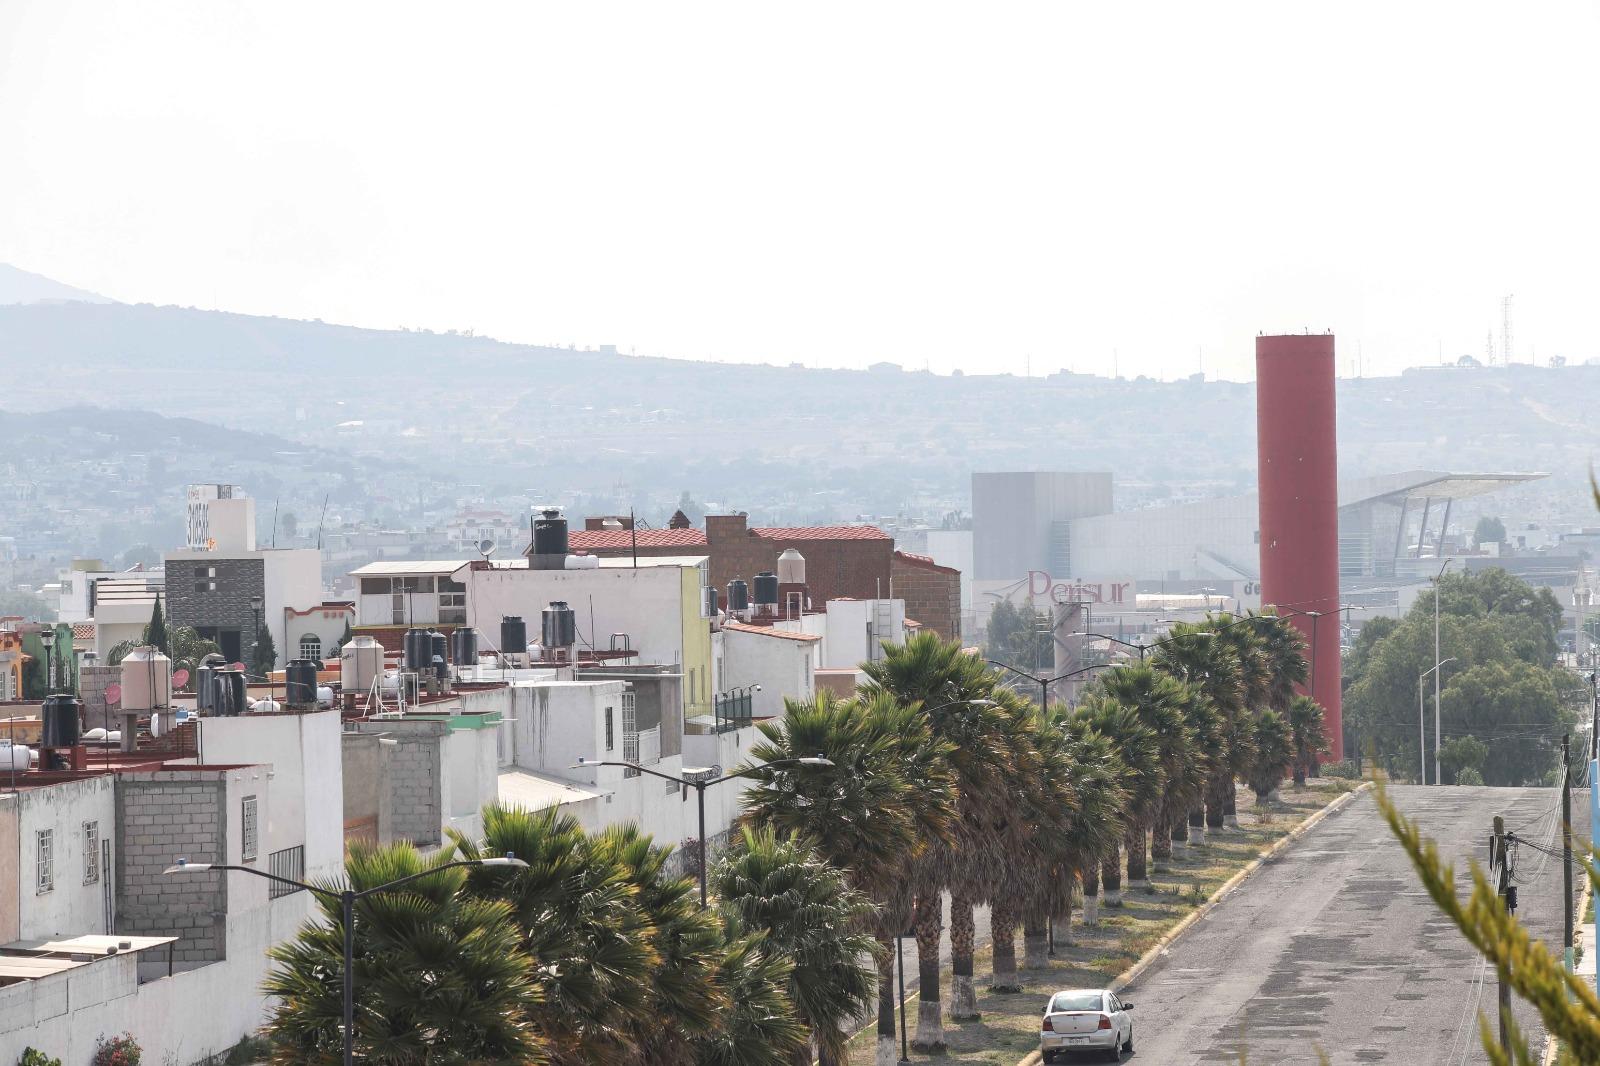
[1040,988,1135,1062]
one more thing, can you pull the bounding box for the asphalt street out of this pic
[1119,785,1587,1066]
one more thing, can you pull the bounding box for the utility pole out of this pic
[1564,735,1575,977]
[1492,814,1514,1057]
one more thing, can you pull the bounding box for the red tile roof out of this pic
[565,528,709,551]
[893,550,960,575]
[752,526,890,542]
[722,621,822,642]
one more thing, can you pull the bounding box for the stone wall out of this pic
[116,773,228,974]
[163,557,266,665]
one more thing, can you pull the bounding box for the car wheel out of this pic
[1123,1024,1134,1052]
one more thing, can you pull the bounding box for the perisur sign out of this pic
[1027,572,1133,605]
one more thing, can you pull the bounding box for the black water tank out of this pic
[430,631,449,679]
[285,659,319,707]
[501,616,527,657]
[195,663,217,711]
[404,628,430,673]
[215,669,247,717]
[41,694,82,747]
[727,579,750,612]
[452,627,478,671]
[532,508,568,557]
[754,572,779,606]
[542,601,576,648]
[704,586,719,616]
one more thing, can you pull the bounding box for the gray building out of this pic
[162,547,322,668]
[972,472,1113,581]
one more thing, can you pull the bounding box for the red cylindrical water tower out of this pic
[1256,333,1342,759]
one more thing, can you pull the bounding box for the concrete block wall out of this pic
[385,731,445,848]
[891,554,962,641]
[116,774,229,974]
[163,557,267,666]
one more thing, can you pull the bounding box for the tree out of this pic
[692,919,808,1066]
[261,841,541,1064]
[0,588,48,621]
[983,599,1050,677]
[1474,515,1507,546]
[1245,708,1294,803]
[252,626,277,677]
[1152,620,1253,834]
[1286,696,1329,787]
[741,692,956,1066]
[146,596,169,656]
[1073,695,1163,906]
[712,827,878,1066]
[1092,666,1198,877]
[858,632,1009,1045]
[1438,734,1489,785]
[108,625,219,675]
[334,618,353,654]
[1440,662,1565,785]
[117,544,160,570]
[450,804,659,1064]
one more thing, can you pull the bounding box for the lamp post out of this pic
[1433,560,1453,773]
[164,853,526,1065]
[1084,631,1204,663]
[250,594,264,675]
[985,660,1113,709]
[1418,657,1457,783]
[575,755,834,907]
[39,626,56,693]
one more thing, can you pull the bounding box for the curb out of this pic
[1014,782,1373,1066]
[1544,866,1592,1066]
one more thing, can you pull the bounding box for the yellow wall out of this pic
[679,567,714,722]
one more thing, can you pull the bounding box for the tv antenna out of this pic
[478,538,497,561]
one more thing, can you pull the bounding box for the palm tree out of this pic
[713,826,879,1066]
[1056,709,1132,929]
[449,804,660,1064]
[859,632,1009,1043]
[1074,693,1164,900]
[1093,665,1196,881]
[741,691,957,1066]
[261,841,541,1064]
[693,919,809,1066]
[596,824,726,1066]
[1286,695,1329,787]
[981,691,1056,992]
[1246,708,1295,803]
[1153,621,1251,838]
[1255,612,1309,712]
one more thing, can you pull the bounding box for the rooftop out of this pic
[722,621,823,642]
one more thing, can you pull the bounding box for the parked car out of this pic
[1040,987,1134,1062]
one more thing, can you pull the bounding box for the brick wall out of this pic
[116,773,228,973]
[385,731,444,847]
[79,665,121,733]
[163,557,266,665]
[891,553,962,641]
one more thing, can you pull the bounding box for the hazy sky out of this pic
[3,2,1597,381]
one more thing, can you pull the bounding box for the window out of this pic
[622,692,639,777]
[83,821,99,884]
[360,577,390,595]
[604,706,614,752]
[438,577,466,624]
[242,796,259,862]
[36,830,53,893]
[298,634,322,660]
[195,565,219,595]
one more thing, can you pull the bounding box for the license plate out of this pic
[1067,1036,1089,1043]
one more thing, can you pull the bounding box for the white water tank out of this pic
[250,698,282,714]
[341,636,384,693]
[120,646,173,712]
[317,685,334,707]
[0,740,32,772]
[777,548,806,585]
[563,554,600,570]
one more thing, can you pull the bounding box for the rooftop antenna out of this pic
[1502,294,1514,364]
[477,538,496,561]
[316,493,329,550]
[1486,330,1495,365]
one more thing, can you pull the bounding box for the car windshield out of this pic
[1050,992,1105,1013]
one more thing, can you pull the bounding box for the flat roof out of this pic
[498,769,605,812]
[350,560,469,576]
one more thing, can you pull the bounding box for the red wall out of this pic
[1256,334,1343,759]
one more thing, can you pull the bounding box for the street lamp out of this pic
[250,595,264,674]
[1419,657,1457,783]
[1084,631,1204,663]
[164,852,526,1066]
[574,755,833,907]
[39,627,56,693]
[985,660,1113,708]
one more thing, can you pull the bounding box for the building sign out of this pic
[1027,571,1132,605]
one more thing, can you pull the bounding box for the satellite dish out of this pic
[105,682,122,706]
[150,713,165,739]
[478,538,496,560]
[172,668,190,689]
[231,662,246,672]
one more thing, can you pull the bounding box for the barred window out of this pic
[83,821,99,884]
[298,634,322,660]
[36,830,53,893]
[242,796,259,862]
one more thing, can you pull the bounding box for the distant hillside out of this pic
[0,405,312,460]
[0,264,111,306]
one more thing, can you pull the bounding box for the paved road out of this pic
[1121,786,1585,1066]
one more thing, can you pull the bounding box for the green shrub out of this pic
[1319,760,1361,779]
[224,1035,272,1065]
[20,1050,63,1066]
[92,1034,140,1066]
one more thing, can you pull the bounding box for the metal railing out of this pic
[268,845,305,898]
[713,691,753,734]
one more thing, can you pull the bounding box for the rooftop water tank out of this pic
[531,507,569,568]
[451,628,479,674]
[727,579,750,613]
[214,669,247,717]
[0,740,32,772]
[500,616,528,659]
[542,601,576,649]
[403,628,431,674]
[777,548,806,585]
[119,646,172,713]
[340,636,384,694]
[285,659,319,707]
[753,572,779,607]
[41,694,82,747]
[430,631,449,680]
